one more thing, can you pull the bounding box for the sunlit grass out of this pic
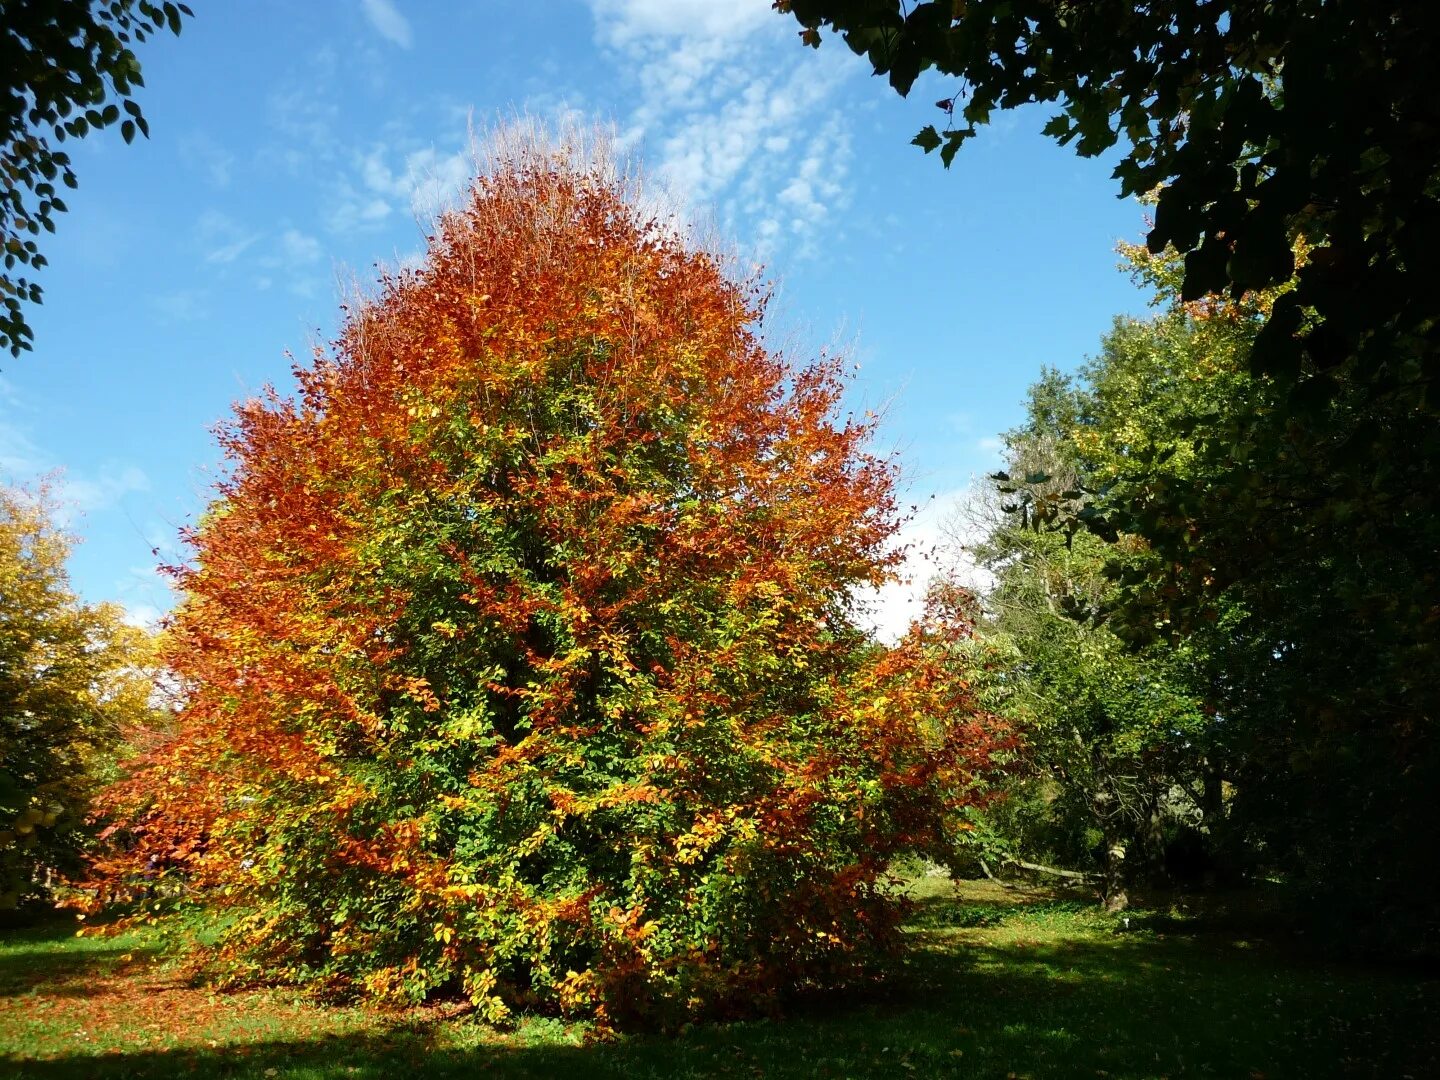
[2,879,1436,1078]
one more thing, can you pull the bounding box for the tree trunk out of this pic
[1140,789,1165,881]
[978,859,1014,888]
[1201,763,1224,827]
[1004,858,1095,881]
[1101,829,1129,913]
[1091,786,1130,912]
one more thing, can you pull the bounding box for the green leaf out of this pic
[912,125,942,153]
[939,131,967,168]
[1041,114,1072,139]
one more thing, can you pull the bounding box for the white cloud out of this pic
[2,382,173,623]
[252,229,327,297]
[585,0,856,261]
[196,210,260,265]
[59,464,151,517]
[1,398,151,525]
[590,0,772,47]
[854,486,996,644]
[327,143,472,233]
[0,418,44,480]
[121,602,164,630]
[976,435,1005,455]
[280,229,323,265]
[115,554,180,630]
[265,83,343,171]
[203,234,259,262]
[362,145,471,216]
[326,183,394,234]
[204,236,258,264]
[179,132,236,188]
[151,288,208,323]
[403,147,473,220]
[361,0,413,49]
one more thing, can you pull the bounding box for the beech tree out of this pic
[83,133,1002,1027]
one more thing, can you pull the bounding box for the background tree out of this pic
[2,0,193,357]
[951,402,1212,912]
[777,2,1440,946]
[82,130,1002,1027]
[989,244,1440,957]
[775,0,1439,397]
[1091,250,1440,957]
[0,482,162,912]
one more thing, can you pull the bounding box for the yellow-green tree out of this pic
[0,482,161,910]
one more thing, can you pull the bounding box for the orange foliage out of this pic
[80,131,1003,1028]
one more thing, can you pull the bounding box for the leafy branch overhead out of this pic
[1,0,192,358]
[776,1,1440,398]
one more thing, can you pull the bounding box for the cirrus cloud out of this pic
[361,0,413,49]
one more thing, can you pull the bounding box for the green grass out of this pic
[2,879,1436,1079]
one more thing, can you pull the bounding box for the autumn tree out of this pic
[84,131,1000,1027]
[0,482,161,911]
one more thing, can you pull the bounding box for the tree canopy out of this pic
[776,1,1440,397]
[2,0,192,357]
[968,244,1440,957]
[0,483,161,911]
[81,133,1004,1027]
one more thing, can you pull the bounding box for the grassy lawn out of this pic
[2,879,1435,1079]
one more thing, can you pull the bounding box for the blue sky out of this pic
[0,0,1149,638]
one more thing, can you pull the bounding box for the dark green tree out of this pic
[776,1,1440,396]
[1091,252,1440,959]
[954,390,1213,911]
[2,0,192,357]
[1008,245,1440,957]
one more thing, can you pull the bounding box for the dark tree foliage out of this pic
[1024,249,1440,960]
[775,1,1440,398]
[1,0,192,358]
[1101,325,1440,960]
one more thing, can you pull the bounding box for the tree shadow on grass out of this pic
[0,926,159,1000]
[6,923,1437,1080]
